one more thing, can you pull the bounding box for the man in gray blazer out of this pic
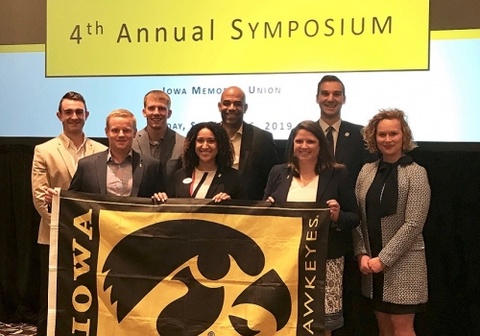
[132,90,184,196]
[69,109,166,199]
[31,91,107,336]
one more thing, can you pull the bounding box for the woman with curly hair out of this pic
[354,108,431,336]
[173,122,246,201]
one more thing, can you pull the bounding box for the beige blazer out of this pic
[31,134,106,245]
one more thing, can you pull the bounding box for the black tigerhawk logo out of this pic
[103,219,292,335]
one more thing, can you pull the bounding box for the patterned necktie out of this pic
[326,126,335,155]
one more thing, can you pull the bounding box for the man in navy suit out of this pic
[285,75,376,335]
[315,75,376,336]
[69,109,167,200]
[285,75,374,182]
[314,75,376,182]
[218,86,279,200]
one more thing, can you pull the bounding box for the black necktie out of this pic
[326,126,335,155]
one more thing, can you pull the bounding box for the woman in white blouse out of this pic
[264,120,359,335]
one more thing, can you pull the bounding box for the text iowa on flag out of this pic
[49,190,330,335]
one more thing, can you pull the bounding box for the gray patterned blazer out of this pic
[353,160,431,305]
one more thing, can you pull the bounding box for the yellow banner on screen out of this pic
[46,0,429,76]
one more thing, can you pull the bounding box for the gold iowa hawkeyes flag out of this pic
[49,190,330,336]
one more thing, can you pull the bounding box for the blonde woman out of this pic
[354,109,431,336]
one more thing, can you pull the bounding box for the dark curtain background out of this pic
[0,143,41,323]
[1,139,479,335]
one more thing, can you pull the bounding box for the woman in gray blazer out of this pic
[354,109,431,336]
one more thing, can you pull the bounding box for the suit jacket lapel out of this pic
[95,152,108,195]
[56,141,76,178]
[316,169,334,201]
[135,129,152,157]
[206,171,224,198]
[177,171,192,197]
[239,123,252,174]
[85,139,98,156]
[335,123,350,163]
[159,128,175,165]
[131,151,143,197]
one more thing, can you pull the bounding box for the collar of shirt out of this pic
[107,150,133,164]
[146,127,166,146]
[227,123,243,168]
[59,132,87,166]
[234,123,244,138]
[219,122,243,139]
[319,119,342,134]
[59,132,86,149]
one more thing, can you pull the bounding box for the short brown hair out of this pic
[143,90,171,108]
[316,75,345,96]
[57,91,87,112]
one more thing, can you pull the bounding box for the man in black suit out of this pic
[218,86,279,200]
[285,75,376,335]
[314,75,376,182]
[315,75,376,336]
[69,109,167,200]
[285,75,373,182]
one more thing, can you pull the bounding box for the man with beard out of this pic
[133,90,185,196]
[218,86,278,200]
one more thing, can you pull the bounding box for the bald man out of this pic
[218,86,278,200]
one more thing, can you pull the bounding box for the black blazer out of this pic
[174,167,246,199]
[264,163,360,259]
[69,149,165,197]
[284,120,376,183]
[333,120,377,182]
[238,122,279,200]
